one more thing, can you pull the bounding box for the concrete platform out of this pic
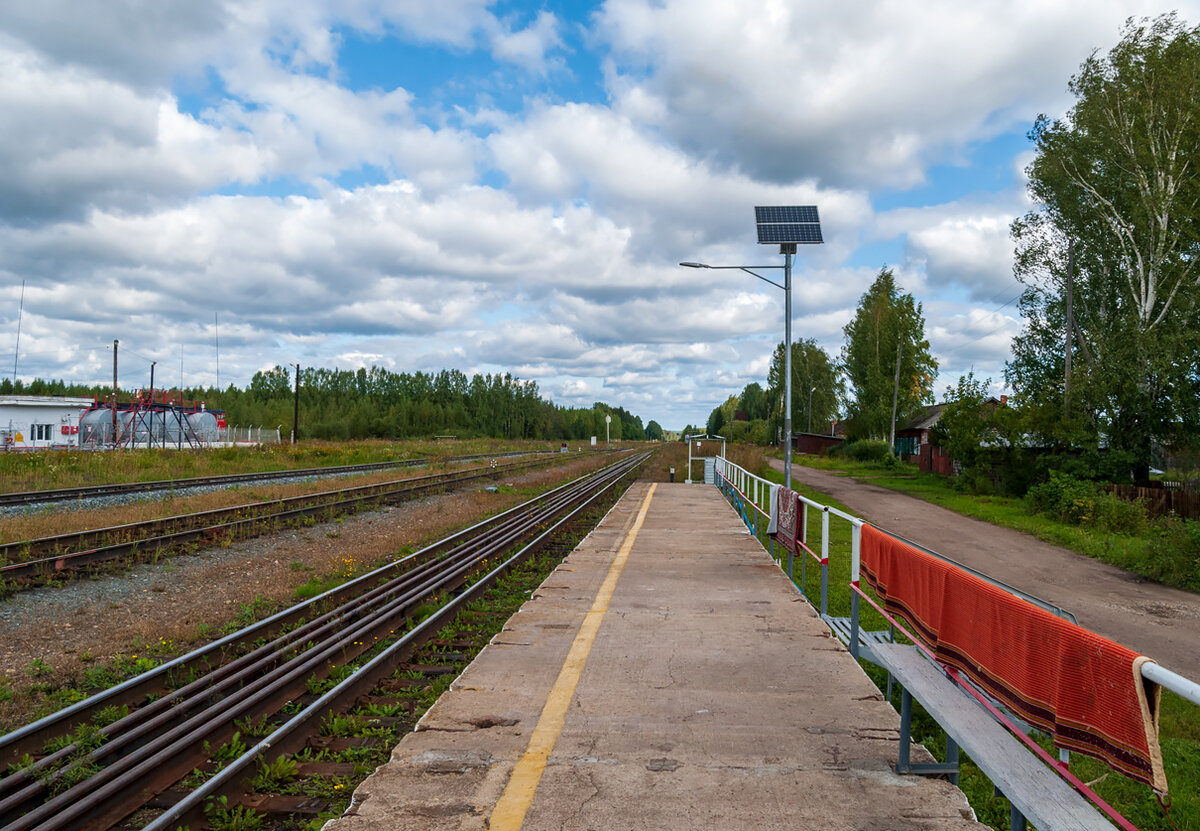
[327,482,986,830]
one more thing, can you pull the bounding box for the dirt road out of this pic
[771,459,1200,679]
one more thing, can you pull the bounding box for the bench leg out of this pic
[945,735,959,786]
[897,688,913,774]
[849,593,861,660]
[895,687,961,781]
[885,624,896,702]
[1009,804,1027,831]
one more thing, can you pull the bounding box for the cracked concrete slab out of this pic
[326,483,987,831]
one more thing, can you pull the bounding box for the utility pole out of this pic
[1064,239,1074,417]
[112,339,119,450]
[13,280,24,383]
[889,338,902,453]
[292,363,301,445]
[149,361,156,449]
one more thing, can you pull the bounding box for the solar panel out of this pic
[754,205,823,245]
[756,222,823,244]
[755,205,819,224]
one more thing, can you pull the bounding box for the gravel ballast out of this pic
[0,455,615,726]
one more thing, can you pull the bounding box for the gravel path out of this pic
[773,459,1200,679]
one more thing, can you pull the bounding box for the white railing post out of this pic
[820,507,830,617]
[849,523,862,659]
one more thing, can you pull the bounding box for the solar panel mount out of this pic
[755,206,819,224]
[755,205,822,245]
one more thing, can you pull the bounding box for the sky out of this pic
[2,1,1198,431]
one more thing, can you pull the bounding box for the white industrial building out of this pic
[0,395,93,450]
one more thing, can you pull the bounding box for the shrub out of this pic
[1026,471,1147,534]
[837,440,892,462]
[1145,518,1200,591]
[1090,493,1147,535]
[1026,471,1096,518]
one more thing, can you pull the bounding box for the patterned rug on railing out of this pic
[770,486,799,555]
[859,524,1167,793]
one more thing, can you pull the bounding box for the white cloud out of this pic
[875,199,1022,299]
[487,100,872,262]
[595,0,1193,188]
[907,214,1016,297]
[487,10,564,74]
[8,0,1200,429]
[0,1,506,86]
[558,378,596,399]
[927,300,1023,389]
[0,39,266,223]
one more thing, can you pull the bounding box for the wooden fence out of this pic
[1107,484,1200,520]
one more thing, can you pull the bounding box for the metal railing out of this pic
[217,425,282,445]
[713,454,1200,828]
[711,455,1200,708]
[715,456,836,616]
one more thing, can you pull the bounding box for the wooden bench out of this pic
[873,642,1112,831]
[823,615,893,664]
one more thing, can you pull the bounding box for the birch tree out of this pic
[1009,14,1200,480]
[766,338,841,436]
[841,268,937,441]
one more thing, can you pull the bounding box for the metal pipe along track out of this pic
[0,451,648,830]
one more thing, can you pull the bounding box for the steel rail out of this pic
[8,454,646,830]
[145,453,646,831]
[0,449,554,508]
[0,453,648,830]
[0,454,567,581]
[0,455,642,821]
[0,455,620,765]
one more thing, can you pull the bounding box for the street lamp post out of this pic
[680,259,795,488]
[808,386,816,434]
[680,205,822,492]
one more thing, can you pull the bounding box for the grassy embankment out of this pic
[737,451,1198,830]
[0,438,583,494]
[789,453,1200,593]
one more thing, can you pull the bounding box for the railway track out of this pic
[0,449,554,509]
[0,453,581,584]
[0,451,648,830]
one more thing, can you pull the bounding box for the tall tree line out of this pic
[0,367,648,442]
[1009,13,1200,481]
[705,266,936,446]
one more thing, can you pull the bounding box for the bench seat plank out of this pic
[874,642,1111,831]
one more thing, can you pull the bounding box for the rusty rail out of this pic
[0,452,647,830]
[0,454,569,582]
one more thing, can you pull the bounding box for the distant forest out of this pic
[0,366,664,443]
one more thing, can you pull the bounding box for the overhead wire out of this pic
[936,288,1025,361]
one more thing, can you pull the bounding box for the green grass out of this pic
[0,438,565,493]
[741,459,1200,831]
[828,467,1198,592]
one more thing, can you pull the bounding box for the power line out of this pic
[936,290,1024,360]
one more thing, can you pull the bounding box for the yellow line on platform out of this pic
[488,483,658,830]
